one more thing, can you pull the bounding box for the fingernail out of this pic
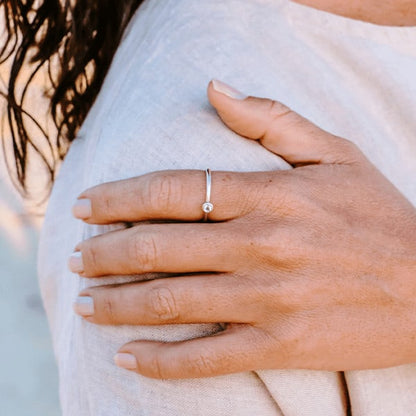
[211,79,247,100]
[114,353,137,370]
[68,251,84,274]
[73,296,94,316]
[72,198,92,220]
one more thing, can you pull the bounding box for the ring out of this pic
[202,168,214,221]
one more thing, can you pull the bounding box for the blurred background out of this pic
[0,154,60,415]
[1,22,61,413]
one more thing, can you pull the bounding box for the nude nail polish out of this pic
[114,353,138,370]
[211,79,247,100]
[72,198,92,219]
[73,296,94,316]
[68,252,84,274]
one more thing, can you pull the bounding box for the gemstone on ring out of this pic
[202,202,214,213]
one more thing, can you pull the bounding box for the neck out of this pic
[292,0,416,26]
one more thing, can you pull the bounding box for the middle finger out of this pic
[70,223,240,277]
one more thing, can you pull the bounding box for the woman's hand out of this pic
[69,80,416,379]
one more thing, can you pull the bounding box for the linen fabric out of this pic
[38,0,416,414]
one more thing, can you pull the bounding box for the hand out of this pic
[69,80,416,379]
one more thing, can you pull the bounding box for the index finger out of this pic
[72,169,275,224]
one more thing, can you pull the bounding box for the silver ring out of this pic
[202,169,214,221]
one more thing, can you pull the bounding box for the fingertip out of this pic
[72,198,92,220]
[207,79,219,107]
[208,79,247,107]
[72,295,94,317]
[114,352,138,370]
[211,79,247,100]
[68,251,84,274]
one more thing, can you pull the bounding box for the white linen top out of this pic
[38,0,416,414]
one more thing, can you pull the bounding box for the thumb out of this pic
[207,79,362,166]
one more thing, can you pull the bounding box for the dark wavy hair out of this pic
[0,0,144,193]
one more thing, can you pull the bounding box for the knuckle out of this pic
[244,224,305,269]
[142,353,166,379]
[146,285,179,322]
[186,350,217,377]
[272,334,292,366]
[269,171,314,213]
[244,224,284,259]
[264,327,293,367]
[100,292,117,323]
[258,99,293,143]
[145,172,183,212]
[81,242,99,274]
[268,99,292,122]
[333,137,364,163]
[272,316,309,366]
[270,282,304,314]
[101,193,114,220]
[340,137,358,152]
[130,232,158,273]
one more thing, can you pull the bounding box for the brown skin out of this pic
[293,0,416,26]
[71,82,416,379]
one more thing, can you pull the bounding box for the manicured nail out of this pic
[68,251,84,274]
[211,79,247,100]
[72,198,92,220]
[114,353,137,370]
[73,296,94,316]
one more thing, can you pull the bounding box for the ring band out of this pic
[202,169,214,221]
